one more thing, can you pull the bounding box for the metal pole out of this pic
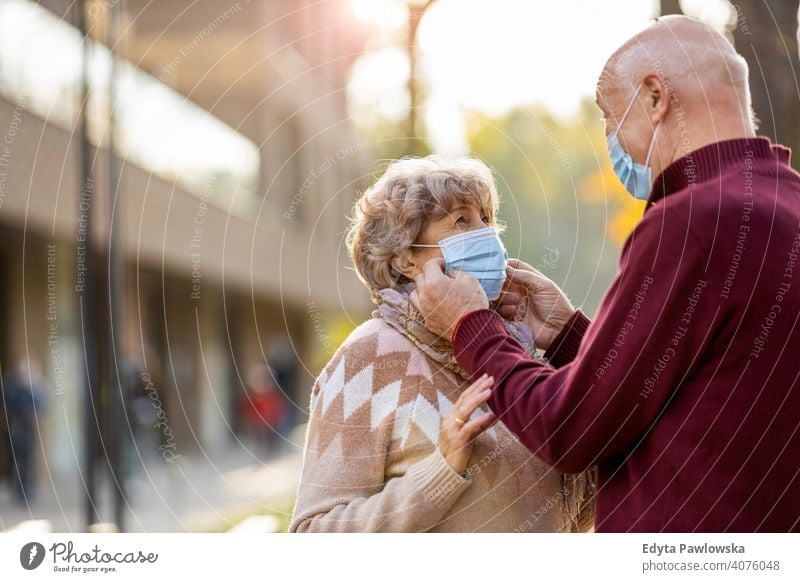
[106,0,127,531]
[75,0,101,529]
[405,1,433,156]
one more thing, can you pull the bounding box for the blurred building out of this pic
[0,0,373,496]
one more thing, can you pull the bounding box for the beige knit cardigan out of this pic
[289,317,591,532]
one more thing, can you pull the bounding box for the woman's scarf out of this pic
[373,283,537,379]
[373,283,596,531]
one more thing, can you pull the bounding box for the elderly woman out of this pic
[289,156,593,532]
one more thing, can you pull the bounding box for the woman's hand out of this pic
[497,258,575,350]
[439,374,497,474]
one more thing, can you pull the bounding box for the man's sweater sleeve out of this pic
[542,309,592,368]
[453,209,713,474]
[289,342,470,532]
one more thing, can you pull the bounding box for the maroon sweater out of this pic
[453,138,800,532]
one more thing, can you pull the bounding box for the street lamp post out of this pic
[74,0,101,529]
[405,0,434,155]
[106,0,127,532]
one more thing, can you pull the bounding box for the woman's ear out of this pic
[390,250,419,280]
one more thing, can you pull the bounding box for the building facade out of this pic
[0,0,374,518]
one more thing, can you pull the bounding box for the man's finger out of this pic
[507,265,545,288]
[449,270,488,301]
[497,291,522,306]
[409,289,422,312]
[507,258,535,272]
[497,304,519,320]
[506,265,535,285]
[421,256,446,278]
[501,277,525,293]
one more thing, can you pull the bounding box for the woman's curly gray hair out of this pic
[346,156,503,297]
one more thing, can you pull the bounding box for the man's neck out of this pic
[668,115,756,167]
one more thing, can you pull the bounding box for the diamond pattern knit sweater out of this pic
[289,317,578,532]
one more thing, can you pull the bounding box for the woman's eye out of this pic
[455,216,467,225]
[482,216,490,224]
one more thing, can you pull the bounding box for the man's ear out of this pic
[391,251,418,280]
[643,74,669,124]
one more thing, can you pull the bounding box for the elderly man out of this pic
[411,15,800,532]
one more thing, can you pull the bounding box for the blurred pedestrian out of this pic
[240,365,286,458]
[267,338,298,435]
[1,358,46,504]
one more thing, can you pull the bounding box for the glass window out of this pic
[0,0,260,210]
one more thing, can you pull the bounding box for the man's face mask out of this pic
[607,85,661,200]
[411,226,508,301]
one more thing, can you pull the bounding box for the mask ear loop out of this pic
[644,122,661,167]
[616,84,642,132]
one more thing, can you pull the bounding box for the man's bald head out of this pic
[598,15,754,129]
[595,15,756,186]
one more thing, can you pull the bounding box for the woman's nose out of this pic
[466,221,489,232]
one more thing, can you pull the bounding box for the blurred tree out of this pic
[307,312,358,375]
[468,102,628,315]
[732,0,800,170]
[660,0,683,15]
[406,0,435,156]
[579,149,647,247]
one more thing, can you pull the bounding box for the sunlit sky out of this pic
[350,0,734,154]
[0,0,736,182]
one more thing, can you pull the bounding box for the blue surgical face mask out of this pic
[411,226,508,300]
[607,85,661,200]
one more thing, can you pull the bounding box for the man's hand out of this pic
[497,258,575,350]
[410,258,489,339]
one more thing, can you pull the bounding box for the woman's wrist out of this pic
[440,450,471,482]
[409,449,472,510]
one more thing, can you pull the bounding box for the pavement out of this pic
[0,429,306,533]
